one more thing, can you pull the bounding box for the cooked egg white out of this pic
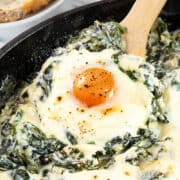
[21,49,152,147]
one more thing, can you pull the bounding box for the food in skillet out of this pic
[0,19,180,179]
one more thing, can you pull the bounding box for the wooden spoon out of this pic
[121,0,167,56]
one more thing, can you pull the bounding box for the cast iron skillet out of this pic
[0,0,179,108]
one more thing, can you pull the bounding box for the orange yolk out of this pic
[73,68,115,107]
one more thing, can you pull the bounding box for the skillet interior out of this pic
[0,0,179,109]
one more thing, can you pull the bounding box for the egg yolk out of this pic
[73,68,115,107]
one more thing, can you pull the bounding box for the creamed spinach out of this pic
[0,19,179,180]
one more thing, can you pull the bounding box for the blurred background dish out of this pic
[0,0,64,47]
[0,0,100,48]
[0,0,58,23]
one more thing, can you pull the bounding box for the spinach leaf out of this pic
[0,120,66,174]
[147,19,180,78]
[0,156,17,170]
[37,64,53,101]
[68,21,126,52]
[12,110,24,126]
[140,171,166,180]
[13,169,30,180]
[171,80,180,90]
[119,67,140,81]
[151,99,169,123]
[0,76,17,110]
[66,131,78,145]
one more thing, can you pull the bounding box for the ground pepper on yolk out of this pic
[73,67,115,107]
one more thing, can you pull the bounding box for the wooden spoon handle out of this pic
[121,0,167,56]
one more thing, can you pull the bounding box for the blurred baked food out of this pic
[0,0,55,23]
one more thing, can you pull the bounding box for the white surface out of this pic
[0,0,100,48]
